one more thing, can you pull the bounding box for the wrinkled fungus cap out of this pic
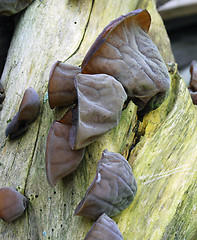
[69,73,127,150]
[0,187,27,222]
[45,109,85,187]
[48,61,80,109]
[5,87,40,138]
[84,213,123,240]
[81,9,170,111]
[74,150,137,219]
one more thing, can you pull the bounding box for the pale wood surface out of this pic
[0,0,196,240]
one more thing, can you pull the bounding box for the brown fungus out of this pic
[45,109,85,187]
[69,73,127,150]
[0,82,5,104]
[81,9,170,111]
[0,187,28,222]
[84,213,123,240]
[5,87,40,139]
[48,61,80,109]
[188,60,197,105]
[74,149,137,220]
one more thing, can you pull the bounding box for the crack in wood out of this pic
[63,0,95,63]
[23,101,44,196]
[126,119,140,162]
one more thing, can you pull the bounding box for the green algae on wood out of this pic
[114,64,197,240]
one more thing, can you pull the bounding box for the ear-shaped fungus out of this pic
[48,61,80,109]
[81,9,170,111]
[188,60,197,105]
[0,187,28,222]
[84,213,123,240]
[74,149,137,220]
[69,73,127,150]
[5,87,40,139]
[45,109,85,187]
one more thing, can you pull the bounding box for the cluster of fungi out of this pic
[46,9,171,239]
[0,7,182,239]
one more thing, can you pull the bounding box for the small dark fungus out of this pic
[45,109,85,187]
[81,9,170,111]
[48,61,80,109]
[69,73,127,150]
[74,149,137,220]
[5,87,40,138]
[0,0,33,16]
[0,187,28,222]
[188,60,197,105]
[0,82,5,104]
[84,213,123,240]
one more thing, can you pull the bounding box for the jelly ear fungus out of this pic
[5,87,40,139]
[45,109,85,187]
[69,73,127,150]
[0,187,28,222]
[84,213,123,240]
[74,150,137,220]
[81,9,170,112]
[48,61,80,109]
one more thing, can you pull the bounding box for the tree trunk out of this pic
[0,0,196,239]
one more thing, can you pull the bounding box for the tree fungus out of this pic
[45,109,85,187]
[81,9,170,111]
[0,187,28,222]
[48,61,80,109]
[84,213,123,240]
[5,87,40,138]
[49,9,170,113]
[74,150,137,220]
[69,73,127,150]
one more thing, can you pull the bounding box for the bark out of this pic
[0,0,196,240]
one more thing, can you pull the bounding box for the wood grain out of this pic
[1,1,195,240]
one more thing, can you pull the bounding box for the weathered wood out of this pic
[1,0,196,239]
[118,64,197,240]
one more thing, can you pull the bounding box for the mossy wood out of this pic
[0,0,196,239]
